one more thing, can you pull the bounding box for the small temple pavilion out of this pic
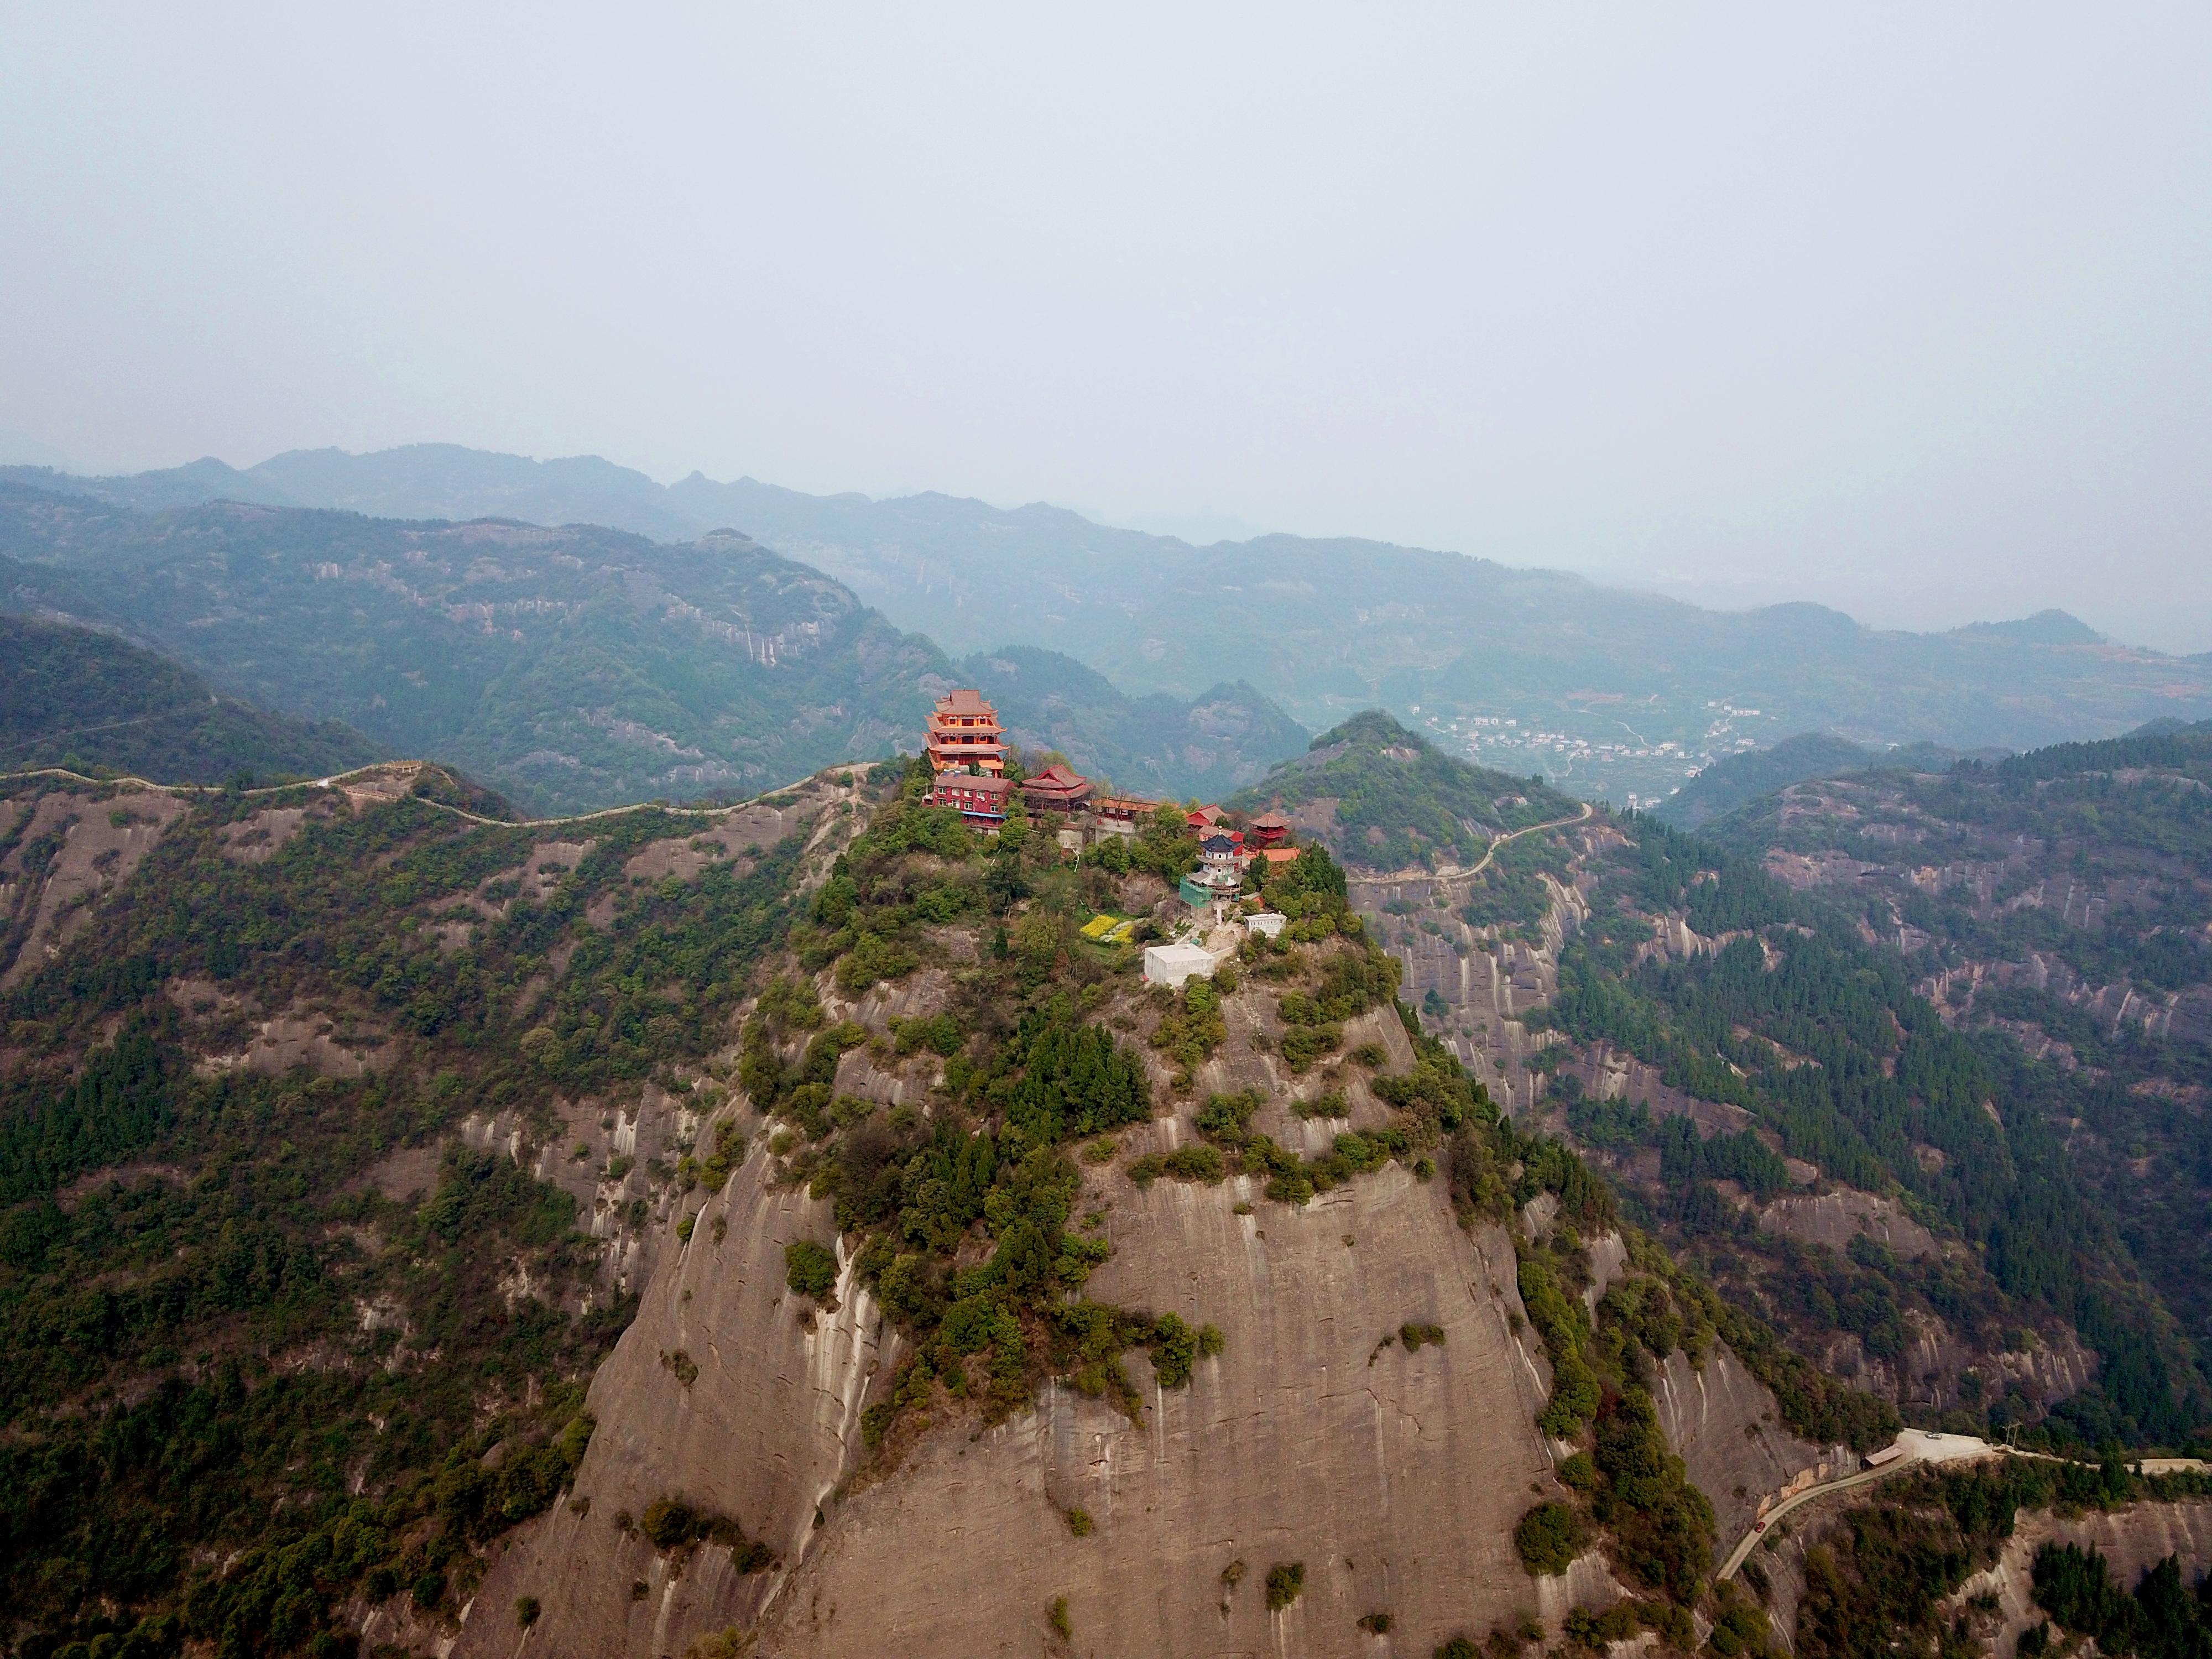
[1179,830,1247,907]
[926,689,1006,775]
[1249,810,1291,848]
[1020,763,1093,814]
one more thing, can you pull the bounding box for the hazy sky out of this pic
[4,5,2208,649]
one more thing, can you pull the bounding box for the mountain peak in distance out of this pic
[1955,608,2103,646]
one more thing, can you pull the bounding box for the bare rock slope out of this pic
[463,936,1814,1658]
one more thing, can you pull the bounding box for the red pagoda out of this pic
[926,689,1006,775]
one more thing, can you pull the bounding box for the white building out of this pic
[1246,912,1287,938]
[1142,941,1218,988]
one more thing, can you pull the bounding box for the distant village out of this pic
[925,688,1298,987]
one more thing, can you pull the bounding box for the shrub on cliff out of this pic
[1514,1502,1587,1575]
[785,1239,837,1298]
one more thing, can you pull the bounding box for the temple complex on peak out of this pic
[917,692,1299,913]
[925,688,1006,775]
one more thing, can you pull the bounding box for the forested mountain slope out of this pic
[1653,730,2010,830]
[1653,733,1887,830]
[1691,721,2212,1404]
[0,753,1813,1658]
[1228,710,1585,870]
[0,759,844,1657]
[15,446,2209,807]
[0,614,379,785]
[0,483,1305,813]
[1276,711,2211,1454]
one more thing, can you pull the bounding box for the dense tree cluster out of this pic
[1542,811,2202,1448]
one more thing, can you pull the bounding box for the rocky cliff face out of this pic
[760,1167,1578,1658]
[465,1141,1634,1659]
[460,917,1817,1658]
[1652,1345,1831,1549]
[1960,1500,2212,1655]
[455,1128,884,1656]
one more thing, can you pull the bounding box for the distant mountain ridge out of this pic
[0,614,380,785]
[0,481,1303,812]
[8,444,2203,809]
[1648,731,2003,831]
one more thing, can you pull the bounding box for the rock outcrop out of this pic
[457,1129,890,1656]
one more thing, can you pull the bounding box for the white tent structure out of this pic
[1142,941,1217,988]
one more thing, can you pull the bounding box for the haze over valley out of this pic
[12,445,2210,810]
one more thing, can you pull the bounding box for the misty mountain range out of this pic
[9,443,2212,807]
[0,481,1301,813]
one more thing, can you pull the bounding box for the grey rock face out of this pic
[456,1137,894,1658]
[758,1167,1587,1657]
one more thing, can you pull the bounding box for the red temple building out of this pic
[926,689,1007,774]
[1249,811,1291,848]
[930,770,1012,825]
[1020,763,1094,813]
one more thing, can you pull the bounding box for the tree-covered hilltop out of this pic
[1226,709,1583,871]
[0,614,380,785]
[1676,720,2212,1418]
[1651,732,1883,831]
[0,746,1876,1658]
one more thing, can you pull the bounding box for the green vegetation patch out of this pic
[1227,711,1579,872]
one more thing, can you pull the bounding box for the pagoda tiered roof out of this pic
[926,688,1006,774]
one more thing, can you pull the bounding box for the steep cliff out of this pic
[1961,1500,2212,1655]
[463,1046,1626,1659]
[462,800,1819,1658]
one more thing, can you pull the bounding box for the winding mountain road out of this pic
[1717,1432,2212,1580]
[1465,800,1595,877]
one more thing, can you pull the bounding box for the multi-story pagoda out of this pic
[926,688,1007,774]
